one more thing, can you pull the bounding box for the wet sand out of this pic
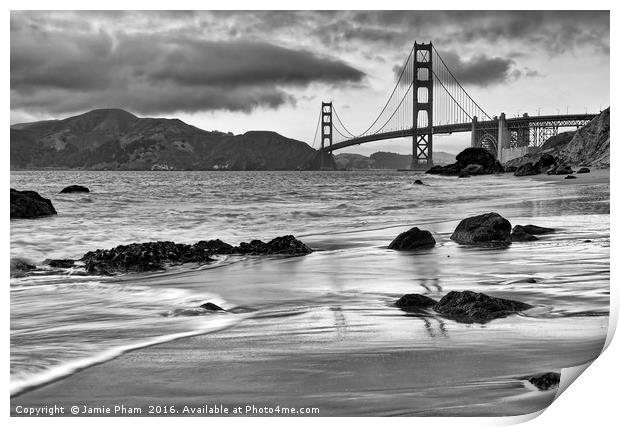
[529,168,609,185]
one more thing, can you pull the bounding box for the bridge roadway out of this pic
[323,113,596,153]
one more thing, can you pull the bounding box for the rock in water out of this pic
[200,302,225,311]
[462,164,484,176]
[576,167,591,174]
[395,294,437,310]
[236,235,312,255]
[413,179,424,185]
[510,225,539,242]
[60,185,90,193]
[547,163,573,175]
[455,148,496,171]
[433,290,532,322]
[388,227,436,250]
[519,225,555,235]
[565,175,577,180]
[527,372,561,391]
[514,162,539,177]
[45,259,76,268]
[10,189,57,219]
[450,213,512,245]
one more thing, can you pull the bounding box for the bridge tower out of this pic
[320,102,333,169]
[411,41,434,170]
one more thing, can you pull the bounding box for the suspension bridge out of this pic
[312,41,596,170]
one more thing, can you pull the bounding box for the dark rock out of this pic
[584,239,592,243]
[505,165,518,173]
[458,171,471,178]
[45,259,76,268]
[455,147,496,171]
[547,163,573,175]
[565,175,577,180]
[514,162,539,177]
[520,225,555,235]
[200,302,225,311]
[450,212,512,245]
[413,179,424,185]
[388,227,436,250]
[193,239,235,254]
[60,185,90,193]
[235,235,312,255]
[433,290,532,322]
[10,189,57,219]
[510,225,539,242]
[462,164,484,175]
[426,163,461,176]
[576,167,590,174]
[395,294,437,310]
[527,372,561,391]
[490,160,505,174]
[534,153,557,172]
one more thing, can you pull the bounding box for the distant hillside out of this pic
[505,107,610,169]
[334,150,456,170]
[10,109,317,170]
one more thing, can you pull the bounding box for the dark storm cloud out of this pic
[437,51,515,87]
[10,12,365,116]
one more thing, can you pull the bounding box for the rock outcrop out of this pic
[527,372,561,391]
[388,227,436,250]
[60,185,90,193]
[427,147,503,176]
[433,290,532,322]
[75,235,312,275]
[450,213,512,245]
[10,189,57,219]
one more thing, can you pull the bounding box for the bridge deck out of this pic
[323,113,596,153]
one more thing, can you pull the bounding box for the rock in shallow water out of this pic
[527,372,561,391]
[433,290,532,322]
[519,224,555,235]
[10,189,57,219]
[79,235,311,274]
[60,185,90,193]
[395,294,437,310]
[200,302,225,311]
[450,212,512,245]
[45,259,76,268]
[510,225,538,242]
[388,227,436,250]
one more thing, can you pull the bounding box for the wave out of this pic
[10,314,245,397]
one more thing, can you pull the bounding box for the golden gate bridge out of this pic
[312,41,596,170]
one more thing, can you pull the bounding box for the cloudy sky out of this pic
[10,10,610,154]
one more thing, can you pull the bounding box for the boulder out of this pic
[514,162,539,177]
[510,225,538,242]
[565,175,577,180]
[534,153,557,172]
[10,189,57,219]
[60,185,90,193]
[576,167,591,174]
[450,213,512,245]
[413,179,424,185]
[455,147,496,171]
[519,225,555,235]
[547,163,573,175]
[395,294,437,310]
[388,227,436,250]
[200,302,225,311]
[527,372,561,391]
[433,290,532,322]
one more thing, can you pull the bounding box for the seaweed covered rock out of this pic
[10,189,57,219]
[450,213,512,245]
[433,290,532,322]
[388,227,436,250]
[60,185,90,193]
[395,294,437,310]
[236,235,312,255]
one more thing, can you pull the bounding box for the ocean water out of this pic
[10,170,610,414]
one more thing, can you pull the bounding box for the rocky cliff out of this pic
[10,109,317,170]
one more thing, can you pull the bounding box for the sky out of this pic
[10,10,610,155]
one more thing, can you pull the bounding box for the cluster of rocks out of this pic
[395,290,532,323]
[388,213,554,250]
[507,152,590,179]
[48,235,312,275]
[426,147,504,177]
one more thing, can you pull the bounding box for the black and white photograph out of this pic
[8,6,613,419]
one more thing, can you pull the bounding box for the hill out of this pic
[10,109,317,170]
[334,150,456,170]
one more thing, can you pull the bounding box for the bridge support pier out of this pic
[410,41,434,171]
[497,113,510,164]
